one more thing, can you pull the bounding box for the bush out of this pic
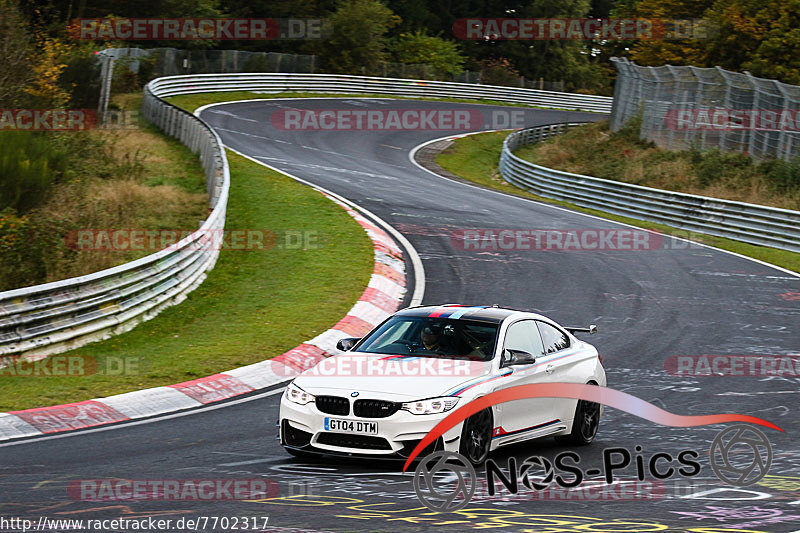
[58,47,101,108]
[614,113,645,144]
[760,157,800,195]
[0,207,61,290]
[0,132,68,213]
[690,148,753,188]
[111,57,143,94]
[390,31,465,79]
[242,54,274,73]
[478,58,521,87]
[137,56,157,85]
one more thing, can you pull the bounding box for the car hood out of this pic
[292,352,493,401]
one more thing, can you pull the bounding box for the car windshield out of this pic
[354,316,499,361]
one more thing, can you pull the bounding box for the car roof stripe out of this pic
[447,306,487,319]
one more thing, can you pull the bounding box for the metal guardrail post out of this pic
[97,54,115,125]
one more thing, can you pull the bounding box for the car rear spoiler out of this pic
[565,324,598,335]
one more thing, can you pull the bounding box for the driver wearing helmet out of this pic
[420,326,443,352]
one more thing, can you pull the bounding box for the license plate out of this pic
[324,418,378,435]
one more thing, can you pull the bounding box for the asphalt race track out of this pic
[1,99,799,532]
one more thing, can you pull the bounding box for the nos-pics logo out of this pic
[413,424,773,512]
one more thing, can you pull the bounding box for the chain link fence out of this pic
[611,57,800,161]
[104,47,317,77]
[103,47,578,91]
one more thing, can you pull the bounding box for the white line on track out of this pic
[214,127,291,143]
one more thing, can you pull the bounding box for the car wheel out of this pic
[557,388,601,446]
[459,408,493,465]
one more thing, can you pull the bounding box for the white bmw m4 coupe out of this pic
[279,305,606,464]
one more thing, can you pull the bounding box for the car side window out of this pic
[536,321,570,354]
[503,320,545,356]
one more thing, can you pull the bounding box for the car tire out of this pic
[557,384,601,446]
[459,408,493,465]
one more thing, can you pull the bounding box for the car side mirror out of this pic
[502,348,536,366]
[336,337,361,351]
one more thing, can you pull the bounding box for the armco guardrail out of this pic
[500,123,800,252]
[0,72,611,360]
[0,84,229,360]
[147,73,613,113]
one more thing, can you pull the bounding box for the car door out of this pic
[491,320,558,444]
[536,320,585,422]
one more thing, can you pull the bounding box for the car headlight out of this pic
[285,382,315,405]
[401,397,460,415]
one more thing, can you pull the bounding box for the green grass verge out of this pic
[0,93,210,290]
[435,132,800,273]
[165,91,593,114]
[514,120,799,211]
[0,150,373,410]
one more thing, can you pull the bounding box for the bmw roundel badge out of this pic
[351,391,359,397]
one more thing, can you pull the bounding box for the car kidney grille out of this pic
[353,399,400,418]
[316,433,392,450]
[315,395,350,415]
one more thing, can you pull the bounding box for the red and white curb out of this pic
[0,192,407,442]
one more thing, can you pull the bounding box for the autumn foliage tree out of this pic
[24,35,73,107]
[613,0,710,66]
[615,0,800,84]
[705,0,800,84]
[0,0,34,107]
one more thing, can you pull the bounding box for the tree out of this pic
[615,0,800,84]
[24,35,72,107]
[323,0,399,74]
[391,31,465,77]
[617,0,711,66]
[705,0,800,84]
[454,0,608,92]
[0,0,34,107]
[57,44,102,108]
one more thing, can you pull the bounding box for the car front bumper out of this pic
[279,397,462,459]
